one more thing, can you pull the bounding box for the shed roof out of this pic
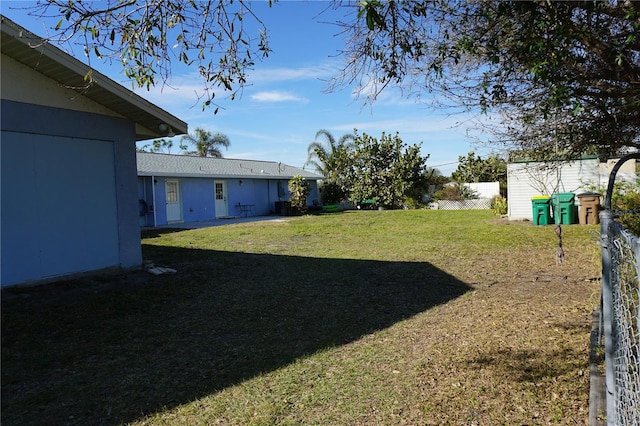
[0,15,187,141]
[137,152,322,180]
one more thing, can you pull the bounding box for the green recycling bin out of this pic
[551,193,577,225]
[531,196,551,225]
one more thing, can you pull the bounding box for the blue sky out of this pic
[2,1,497,175]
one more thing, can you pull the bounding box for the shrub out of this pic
[433,183,478,201]
[319,181,345,205]
[491,195,508,216]
[288,175,311,215]
[401,196,428,210]
[612,180,640,236]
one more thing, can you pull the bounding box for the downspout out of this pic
[152,175,158,227]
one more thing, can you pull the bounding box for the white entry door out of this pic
[165,180,182,222]
[214,180,228,218]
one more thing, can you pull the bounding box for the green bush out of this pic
[319,181,345,205]
[288,175,311,215]
[401,196,428,210]
[433,183,478,201]
[491,195,508,216]
[612,180,640,236]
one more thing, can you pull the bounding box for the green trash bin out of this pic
[531,196,551,225]
[551,193,578,225]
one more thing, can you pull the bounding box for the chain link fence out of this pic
[598,153,640,426]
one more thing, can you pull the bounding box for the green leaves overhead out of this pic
[34,0,273,112]
[358,0,384,30]
[28,0,640,158]
[336,0,640,158]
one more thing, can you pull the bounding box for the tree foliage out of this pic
[305,129,355,204]
[26,1,640,158]
[433,183,479,201]
[452,152,507,184]
[611,179,640,235]
[334,1,640,158]
[29,0,274,111]
[337,131,429,208]
[288,175,311,213]
[138,138,176,154]
[181,128,230,157]
[304,129,355,177]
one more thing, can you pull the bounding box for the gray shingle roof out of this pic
[137,152,322,180]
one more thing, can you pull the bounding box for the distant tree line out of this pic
[305,129,434,209]
[305,128,512,207]
[138,127,230,158]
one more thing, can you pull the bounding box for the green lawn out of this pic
[2,210,601,425]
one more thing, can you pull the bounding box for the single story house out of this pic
[507,156,636,221]
[1,16,187,287]
[137,152,322,226]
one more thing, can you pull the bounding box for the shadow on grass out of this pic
[140,227,191,239]
[2,245,471,425]
[466,347,587,384]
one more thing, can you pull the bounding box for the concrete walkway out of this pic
[143,215,290,230]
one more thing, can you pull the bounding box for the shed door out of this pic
[214,180,228,218]
[165,180,182,222]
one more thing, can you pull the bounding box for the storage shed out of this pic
[507,157,637,221]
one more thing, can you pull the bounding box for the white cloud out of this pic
[226,129,276,142]
[349,74,425,108]
[128,61,342,111]
[248,61,342,83]
[331,114,471,135]
[226,150,273,160]
[251,91,309,103]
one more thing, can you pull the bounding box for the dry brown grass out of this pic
[2,210,601,425]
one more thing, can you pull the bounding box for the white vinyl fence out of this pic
[431,199,493,210]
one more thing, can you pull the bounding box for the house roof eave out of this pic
[138,172,320,180]
[136,153,323,180]
[0,15,187,141]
